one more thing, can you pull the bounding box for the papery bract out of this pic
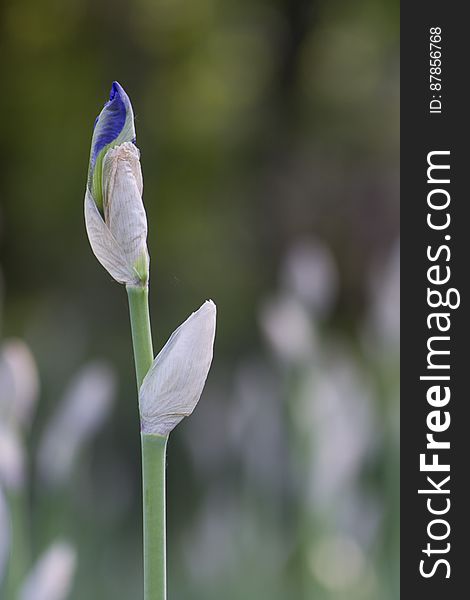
[139,301,217,436]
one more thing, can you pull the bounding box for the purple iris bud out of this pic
[90,82,130,166]
[87,82,136,207]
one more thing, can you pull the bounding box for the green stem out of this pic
[126,284,167,600]
[126,284,154,389]
[142,433,168,600]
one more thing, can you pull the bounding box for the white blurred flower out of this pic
[37,361,116,487]
[139,301,217,436]
[337,488,383,549]
[367,240,400,349]
[182,490,287,583]
[0,489,10,585]
[308,534,365,592]
[300,352,377,508]
[19,541,77,600]
[182,492,241,581]
[0,338,39,429]
[181,382,230,475]
[0,422,25,491]
[259,294,315,364]
[229,360,284,492]
[281,237,338,317]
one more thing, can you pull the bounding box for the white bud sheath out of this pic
[139,300,216,436]
[19,541,77,600]
[85,142,149,285]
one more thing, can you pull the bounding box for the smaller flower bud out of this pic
[139,300,217,436]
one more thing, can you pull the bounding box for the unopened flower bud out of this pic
[139,301,217,436]
[84,82,149,285]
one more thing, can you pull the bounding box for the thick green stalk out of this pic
[126,284,167,600]
[141,433,168,600]
[126,284,154,389]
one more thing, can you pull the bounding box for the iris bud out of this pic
[84,82,149,285]
[139,301,217,436]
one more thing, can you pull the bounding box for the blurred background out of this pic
[0,0,399,598]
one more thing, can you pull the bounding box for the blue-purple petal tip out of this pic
[90,81,133,165]
[110,81,123,101]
